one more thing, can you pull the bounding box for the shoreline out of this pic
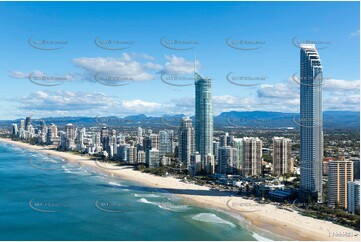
[0,138,359,241]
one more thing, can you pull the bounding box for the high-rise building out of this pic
[351,157,360,180]
[12,124,18,136]
[127,146,137,164]
[159,130,173,157]
[137,127,143,145]
[233,138,243,171]
[40,120,46,133]
[146,148,159,168]
[204,154,215,174]
[149,134,159,150]
[100,127,109,148]
[218,146,238,174]
[242,137,262,176]
[19,119,25,131]
[272,137,293,175]
[195,73,213,160]
[137,150,145,163]
[178,117,195,167]
[348,180,360,214]
[25,116,32,131]
[212,141,220,163]
[189,152,201,176]
[299,44,324,202]
[77,129,85,150]
[220,133,229,147]
[65,124,76,150]
[328,160,353,208]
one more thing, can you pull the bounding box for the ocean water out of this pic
[0,142,272,241]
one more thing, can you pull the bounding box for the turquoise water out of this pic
[0,142,271,241]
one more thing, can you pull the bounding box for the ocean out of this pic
[0,142,274,241]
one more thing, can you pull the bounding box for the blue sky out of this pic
[0,1,359,119]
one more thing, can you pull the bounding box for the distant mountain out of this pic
[0,111,359,130]
[214,111,360,130]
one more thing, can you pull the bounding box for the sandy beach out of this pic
[0,137,359,241]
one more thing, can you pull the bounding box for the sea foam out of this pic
[192,213,236,228]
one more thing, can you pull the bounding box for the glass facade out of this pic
[299,44,323,202]
[195,73,213,158]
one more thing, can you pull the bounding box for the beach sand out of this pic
[0,138,359,241]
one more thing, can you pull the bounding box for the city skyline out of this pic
[0,1,359,120]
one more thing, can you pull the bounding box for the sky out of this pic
[0,1,359,120]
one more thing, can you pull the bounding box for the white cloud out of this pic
[162,55,200,75]
[13,90,172,117]
[73,53,161,82]
[324,79,360,91]
[349,30,360,38]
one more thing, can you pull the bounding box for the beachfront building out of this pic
[272,137,293,176]
[348,180,360,214]
[299,44,324,202]
[146,148,160,168]
[218,146,238,174]
[178,117,195,168]
[127,146,137,164]
[204,154,215,174]
[65,124,76,150]
[159,130,173,157]
[137,150,145,163]
[189,152,201,176]
[242,137,262,176]
[328,160,353,209]
[195,73,213,164]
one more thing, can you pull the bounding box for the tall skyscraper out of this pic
[25,116,32,131]
[348,180,360,214]
[195,73,213,160]
[299,44,323,202]
[178,117,195,167]
[328,160,353,208]
[100,127,109,148]
[19,119,25,131]
[149,133,160,150]
[65,124,76,150]
[12,124,18,136]
[242,137,262,176]
[233,138,243,171]
[218,146,238,174]
[137,127,143,145]
[272,137,293,176]
[159,130,173,157]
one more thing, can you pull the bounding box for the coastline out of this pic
[0,137,359,241]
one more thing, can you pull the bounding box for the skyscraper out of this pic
[242,137,262,177]
[137,127,143,145]
[25,116,32,131]
[272,137,293,176]
[159,130,173,157]
[65,124,76,150]
[178,117,195,167]
[195,72,213,161]
[328,160,353,208]
[299,44,323,202]
[348,180,360,214]
[218,146,238,174]
[149,133,160,150]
